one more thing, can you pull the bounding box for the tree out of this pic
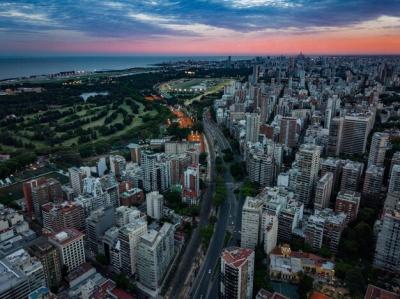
[96,254,108,265]
[345,268,366,298]
[199,152,208,165]
[297,273,314,299]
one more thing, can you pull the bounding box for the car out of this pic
[208,269,212,274]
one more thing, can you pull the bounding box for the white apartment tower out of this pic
[146,191,164,220]
[314,172,333,210]
[368,132,390,168]
[245,113,260,143]
[241,197,263,249]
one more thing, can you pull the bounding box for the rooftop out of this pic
[49,228,84,246]
[222,246,254,268]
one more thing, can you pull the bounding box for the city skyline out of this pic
[1,0,400,55]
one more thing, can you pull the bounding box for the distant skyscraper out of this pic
[241,196,263,249]
[220,247,254,299]
[314,172,333,210]
[245,113,260,143]
[368,132,390,167]
[279,117,297,148]
[373,206,400,273]
[146,191,164,220]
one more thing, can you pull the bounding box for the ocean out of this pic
[0,55,246,80]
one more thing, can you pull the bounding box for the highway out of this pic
[191,110,244,299]
[166,112,216,298]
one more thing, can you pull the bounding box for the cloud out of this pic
[1,0,400,53]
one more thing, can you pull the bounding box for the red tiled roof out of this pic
[364,285,400,299]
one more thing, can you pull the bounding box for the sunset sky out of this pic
[1,0,400,55]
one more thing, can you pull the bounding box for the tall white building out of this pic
[220,247,254,299]
[146,191,164,220]
[291,144,321,206]
[304,215,325,251]
[262,214,278,255]
[137,223,175,295]
[118,219,147,276]
[389,165,400,194]
[245,113,260,143]
[314,172,333,210]
[141,151,172,192]
[182,164,200,205]
[241,197,263,249]
[109,155,126,177]
[48,228,85,273]
[68,167,87,196]
[368,132,390,167]
[374,206,400,272]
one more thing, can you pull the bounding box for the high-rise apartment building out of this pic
[245,113,260,143]
[137,223,175,294]
[241,197,263,249]
[127,143,142,164]
[109,155,126,177]
[0,249,45,299]
[247,151,274,187]
[141,151,172,192]
[23,177,47,217]
[304,215,325,251]
[335,191,361,223]
[279,117,297,148]
[314,172,333,210]
[320,157,342,191]
[262,214,278,255]
[42,201,85,233]
[68,167,87,196]
[363,165,384,197]
[389,165,400,194]
[368,132,390,167]
[389,151,400,180]
[327,117,344,156]
[32,178,63,223]
[340,161,364,192]
[220,247,254,299]
[146,191,164,220]
[182,164,200,205]
[374,207,400,273]
[341,114,374,155]
[48,228,85,273]
[292,144,321,206]
[86,206,115,255]
[28,237,62,290]
[118,219,147,276]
